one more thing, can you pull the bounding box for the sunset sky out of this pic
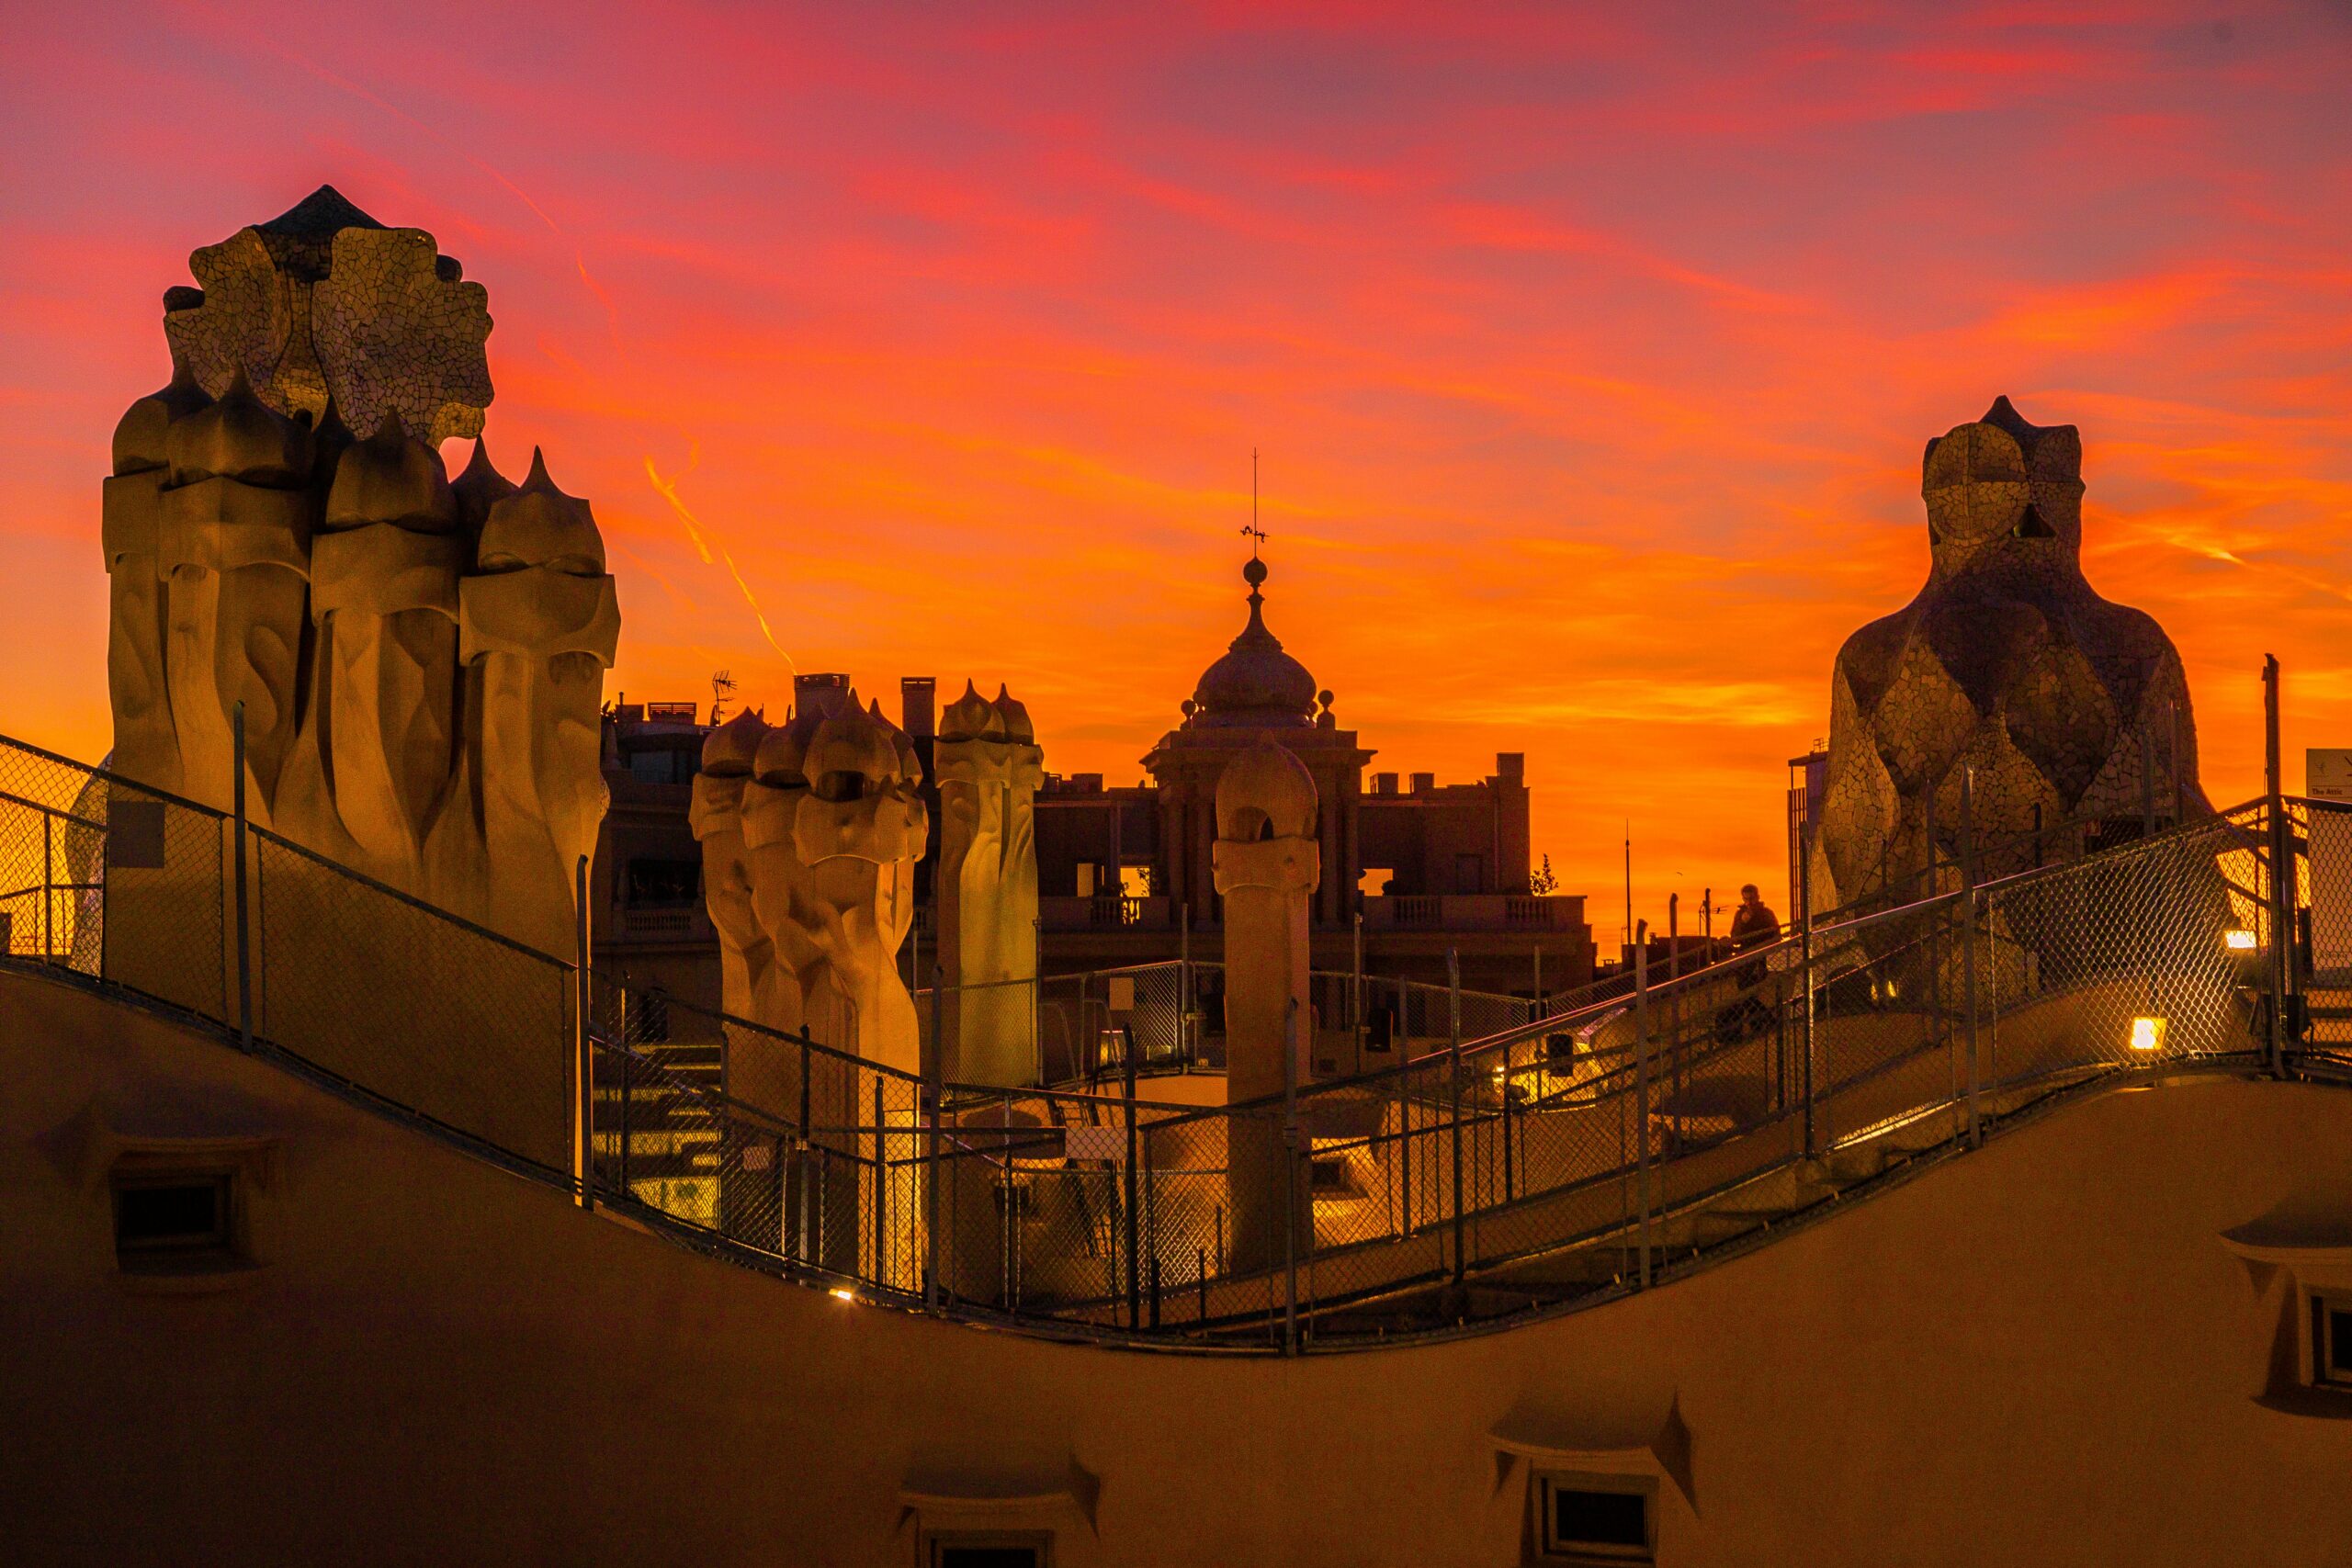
[5,0,2349,943]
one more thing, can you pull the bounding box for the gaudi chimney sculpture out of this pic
[933,680,1045,1086]
[1811,398,2206,912]
[102,187,619,960]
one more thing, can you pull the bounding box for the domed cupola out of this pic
[1188,555,1318,728]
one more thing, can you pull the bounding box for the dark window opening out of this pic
[927,1531,1049,1567]
[1539,1474,1655,1562]
[626,858,701,908]
[114,1175,232,1258]
[1310,1156,1353,1193]
[2320,1299,2352,1389]
[1545,1031,1578,1062]
[2013,503,2056,538]
[627,749,699,785]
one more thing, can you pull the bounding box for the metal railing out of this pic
[2,728,2333,1354]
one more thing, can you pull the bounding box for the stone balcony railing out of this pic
[1361,894,1583,931]
[1040,895,1174,931]
[605,905,712,944]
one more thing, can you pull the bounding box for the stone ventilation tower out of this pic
[1811,397,2207,913]
[1213,739,1320,1272]
[933,680,1045,1087]
[718,682,931,1073]
[100,186,619,959]
[690,707,776,1023]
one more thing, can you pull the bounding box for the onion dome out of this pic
[112,355,213,476]
[324,413,456,531]
[452,436,516,534]
[166,365,311,486]
[1188,556,1317,728]
[939,679,1003,742]
[701,707,770,778]
[991,684,1035,745]
[476,448,604,571]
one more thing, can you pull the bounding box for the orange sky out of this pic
[4,1,2349,945]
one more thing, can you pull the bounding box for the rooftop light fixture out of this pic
[830,1287,858,1303]
[2129,1016,2167,1053]
[2224,929,2259,951]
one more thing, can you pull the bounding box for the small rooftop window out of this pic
[1536,1472,1656,1563]
[2318,1294,2352,1390]
[114,1171,236,1268]
[925,1531,1050,1567]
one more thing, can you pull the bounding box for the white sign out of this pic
[2310,749,2352,801]
[1107,976,1136,1013]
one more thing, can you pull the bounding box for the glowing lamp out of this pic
[2224,929,2258,951]
[829,1287,858,1303]
[2129,1016,2167,1054]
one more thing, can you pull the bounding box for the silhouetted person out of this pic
[1730,884,1781,987]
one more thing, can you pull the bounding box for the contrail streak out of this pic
[644,455,797,673]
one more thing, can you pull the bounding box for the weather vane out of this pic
[1241,446,1266,558]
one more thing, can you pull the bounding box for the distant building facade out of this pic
[592,556,1592,1013]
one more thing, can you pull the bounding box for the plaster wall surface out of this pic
[6,966,2351,1565]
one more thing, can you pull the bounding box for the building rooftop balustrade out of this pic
[1362,893,1586,931]
[1040,894,1173,931]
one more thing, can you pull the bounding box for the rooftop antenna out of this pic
[709,669,737,727]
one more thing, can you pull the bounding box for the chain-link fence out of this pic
[4,729,2330,1351]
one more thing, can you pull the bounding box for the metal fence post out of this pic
[1799,833,1816,1159]
[1282,998,1301,1355]
[2265,654,2289,1075]
[1634,928,1652,1290]
[872,1076,886,1289]
[573,852,593,1210]
[797,1033,814,1265]
[1960,768,1982,1148]
[925,964,944,1311]
[232,702,252,1050]
[1352,909,1364,1066]
[1123,1022,1141,1330]
[1448,947,1464,1286]
[1179,903,1192,1068]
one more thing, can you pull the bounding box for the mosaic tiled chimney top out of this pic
[161,185,492,444]
[1809,398,2207,911]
